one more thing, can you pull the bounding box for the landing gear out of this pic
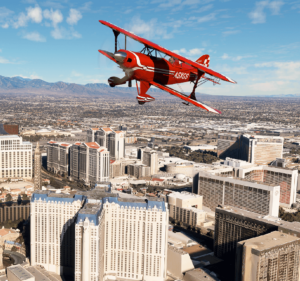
[136,80,155,105]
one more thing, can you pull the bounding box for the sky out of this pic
[0,0,299,96]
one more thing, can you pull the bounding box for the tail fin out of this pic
[196,54,210,67]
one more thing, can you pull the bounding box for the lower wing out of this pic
[150,81,221,114]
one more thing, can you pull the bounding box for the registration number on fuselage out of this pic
[174,72,189,80]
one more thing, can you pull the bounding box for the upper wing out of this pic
[99,20,237,84]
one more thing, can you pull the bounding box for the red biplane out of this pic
[99,20,237,114]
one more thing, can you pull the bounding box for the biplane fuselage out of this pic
[117,49,199,85]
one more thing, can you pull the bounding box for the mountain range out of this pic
[0,75,169,98]
[0,75,299,98]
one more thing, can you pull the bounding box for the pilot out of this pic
[169,57,175,64]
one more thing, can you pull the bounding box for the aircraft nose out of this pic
[114,51,127,63]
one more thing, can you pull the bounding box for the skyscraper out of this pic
[75,196,168,281]
[30,191,85,276]
[235,231,300,281]
[34,142,42,190]
[0,135,32,180]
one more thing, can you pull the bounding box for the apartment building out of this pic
[108,130,125,160]
[34,142,42,190]
[47,141,72,176]
[167,191,206,227]
[95,127,112,148]
[236,164,298,207]
[30,191,85,276]
[98,197,168,281]
[217,133,283,165]
[194,171,280,216]
[0,135,32,180]
[214,205,300,259]
[236,231,300,281]
[87,128,99,142]
[143,150,159,175]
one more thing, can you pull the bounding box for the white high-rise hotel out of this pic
[31,190,168,281]
[0,135,32,180]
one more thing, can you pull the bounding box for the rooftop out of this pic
[168,191,202,200]
[7,265,34,280]
[238,231,300,253]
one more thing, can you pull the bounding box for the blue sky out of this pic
[0,0,299,96]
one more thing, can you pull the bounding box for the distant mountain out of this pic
[0,75,170,98]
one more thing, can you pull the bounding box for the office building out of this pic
[0,135,32,180]
[236,165,298,207]
[128,164,150,179]
[217,134,283,165]
[214,205,300,259]
[217,133,241,159]
[47,141,72,176]
[97,197,168,281]
[30,191,85,276]
[70,142,81,180]
[195,171,280,216]
[70,142,110,186]
[94,127,112,148]
[235,231,300,281]
[143,151,159,175]
[167,191,206,227]
[87,128,99,142]
[108,130,125,160]
[34,143,42,190]
[0,201,30,223]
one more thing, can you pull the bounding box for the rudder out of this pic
[196,54,210,67]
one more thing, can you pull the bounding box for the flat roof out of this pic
[7,265,34,280]
[0,135,20,139]
[168,191,202,200]
[238,231,300,253]
[217,205,300,235]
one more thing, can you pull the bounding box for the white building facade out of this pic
[30,191,85,276]
[0,135,32,180]
[75,197,169,281]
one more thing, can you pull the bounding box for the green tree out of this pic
[22,194,29,201]
[5,193,12,202]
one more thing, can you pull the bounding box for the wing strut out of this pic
[112,30,120,53]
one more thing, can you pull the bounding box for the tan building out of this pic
[195,171,280,216]
[0,202,30,223]
[34,142,42,190]
[0,135,32,180]
[235,231,300,281]
[167,245,194,280]
[168,191,207,227]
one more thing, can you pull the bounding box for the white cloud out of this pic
[126,16,173,40]
[255,61,300,80]
[51,27,81,40]
[13,12,28,28]
[66,9,82,25]
[27,6,43,23]
[0,57,12,64]
[14,74,41,79]
[190,13,216,23]
[269,0,284,15]
[43,9,63,27]
[173,48,204,57]
[249,1,284,24]
[222,53,253,61]
[23,31,46,42]
[1,23,9,28]
[71,71,82,77]
[222,30,240,36]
